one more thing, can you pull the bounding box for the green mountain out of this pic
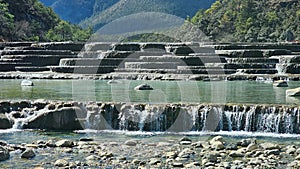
[191,0,300,42]
[40,0,215,29]
[0,0,91,41]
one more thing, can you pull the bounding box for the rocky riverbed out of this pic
[1,135,300,168]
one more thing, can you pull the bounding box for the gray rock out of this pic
[172,162,184,167]
[21,80,34,86]
[286,87,300,97]
[125,140,137,146]
[149,158,160,165]
[0,146,10,161]
[54,159,69,167]
[226,143,238,150]
[24,106,85,130]
[0,114,12,129]
[273,80,288,87]
[237,138,255,147]
[85,155,99,161]
[180,141,192,145]
[229,151,244,157]
[246,143,259,152]
[180,136,192,142]
[204,153,218,163]
[261,142,281,150]
[21,149,35,159]
[134,84,153,90]
[55,139,74,147]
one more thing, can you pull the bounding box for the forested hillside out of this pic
[0,0,91,41]
[40,0,215,30]
[191,0,300,42]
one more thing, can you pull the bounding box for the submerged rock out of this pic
[286,87,300,97]
[21,80,34,86]
[134,84,154,90]
[273,80,288,87]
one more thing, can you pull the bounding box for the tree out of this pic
[0,0,14,40]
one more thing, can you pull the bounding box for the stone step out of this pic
[204,63,277,69]
[237,69,278,74]
[1,55,78,66]
[226,58,279,63]
[112,43,141,51]
[0,62,32,71]
[15,66,50,72]
[141,43,166,52]
[0,42,33,48]
[0,50,75,56]
[50,66,116,74]
[115,68,236,74]
[100,51,170,59]
[33,42,84,51]
[215,43,300,52]
[59,58,138,67]
[125,62,182,69]
[84,42,113,51]
[140,55,227,63]
[216,49,291,57]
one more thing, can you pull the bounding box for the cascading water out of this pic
[86,104,300,134]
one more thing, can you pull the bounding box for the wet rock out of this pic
[24,106,85,130]
[237,138,255,147]
[149,158,161,165]
[0,146,10,161]
[265,149,280,156]
[246,143,259,152]
[86,155,99,161]
[134,84,153,90]
[45,140,56,147]
[79,137,94,142]
[286,146,296,154]
[229,151,244,157]
[226,143,238,150]
[0,114,12,129]
[273,80,288,87]
[204,153,218,163]
[180,141,192,145]
[210,136,225,144]
[180,136,192,142]
[172,162,184,167]
[54,159,69,167]
[125,140,137,146]
[21,80,34,86]
[21,149,35,159]
[55,139,74,147]
[165,151,177,159]
[261,142,281,150]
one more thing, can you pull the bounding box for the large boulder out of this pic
[24,107,86,130]
[0,146,10,161]
[0,114,12,129]
[286,87,300,97]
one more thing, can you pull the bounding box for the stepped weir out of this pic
[0,42,300,80]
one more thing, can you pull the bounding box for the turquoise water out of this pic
[0,79,300,104]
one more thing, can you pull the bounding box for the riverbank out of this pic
[1,132,300,168]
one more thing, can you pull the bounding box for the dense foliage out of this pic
[190,0,300,42]
[0,0,91,41]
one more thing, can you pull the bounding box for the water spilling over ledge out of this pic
[1,100,300,134]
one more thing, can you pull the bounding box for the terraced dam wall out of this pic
[0,42,300,80]
[1,100,300,134]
